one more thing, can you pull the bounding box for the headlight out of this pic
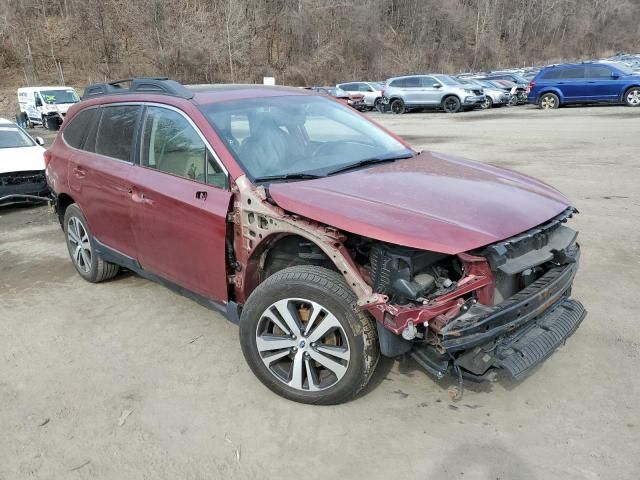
[464,89,475,95]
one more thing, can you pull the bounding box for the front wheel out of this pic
[442,96,461,113]
[481,96,493,109]
[239,266,379,405]
[390,98,406,114]
[624,87,640,107]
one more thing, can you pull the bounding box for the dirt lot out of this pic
[1,106,639,479]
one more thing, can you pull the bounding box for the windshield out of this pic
[0,126,36,148]
[607,62,634,75]
[200,95,412,180]
[40,89,79,104]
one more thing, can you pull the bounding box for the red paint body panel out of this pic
[269,151,570,254]
[68,151,137,258]
[128,166,232,301]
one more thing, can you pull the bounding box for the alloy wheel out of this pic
[67,216,92,273]
[626,88,640,106]
[540,94,557,109]
[443,97,461,113]
[255,298,350,392]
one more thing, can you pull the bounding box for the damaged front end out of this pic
[231,176,585,386]
[0,170,51,205]
[360,207,586,383]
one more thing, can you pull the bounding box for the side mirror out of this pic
[433,83,442,88]
[35,136,45,146]
[611,72,620,79]
[35,97,42,107]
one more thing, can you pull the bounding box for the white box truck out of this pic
[17,86,80,130]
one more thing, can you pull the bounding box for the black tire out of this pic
[623,87,640,107]
[390,98,406,114]
[239,266,380,405]
[25,114,33,129]
[63,204,119,283]
[442,95,461,113]
[481,96,493,109]
[538,92,559,109]
[373,97,383,111]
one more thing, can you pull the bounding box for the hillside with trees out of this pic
[1,0,639,88]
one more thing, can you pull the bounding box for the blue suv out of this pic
[527,62,640,109]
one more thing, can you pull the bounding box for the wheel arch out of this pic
[537,88,564,104]
[56,192,76,227]
[621,84,640,101]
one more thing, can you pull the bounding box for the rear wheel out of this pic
[539,92,559,109]
[442,96,461,113]
[64,204,119,283]
[239,266,379,405]
[624,87,640,106]
[390,98,406,114]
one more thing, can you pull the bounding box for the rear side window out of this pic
[587,65,613,78]
[389,78,404,87]
[541,69,562,80]
[561,67,586,79]
[404,77,421,87]
[340,83,357,91]
[63,108,98,149]
[95,105,140,161]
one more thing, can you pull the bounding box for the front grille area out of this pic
[0,170,45,186]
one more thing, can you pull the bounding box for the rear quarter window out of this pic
[541,69,562,80]
[63,108,98,149]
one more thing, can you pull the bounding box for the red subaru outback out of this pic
[46,78,585,404]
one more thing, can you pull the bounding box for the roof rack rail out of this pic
[82,77,194,100]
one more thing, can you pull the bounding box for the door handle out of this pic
[72,166,86,178]
[195,191,208,200]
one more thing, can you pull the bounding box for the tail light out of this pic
[526,81,535,94]
[381,88,386,98]
[43,151,52,168]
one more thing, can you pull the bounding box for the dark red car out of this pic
[308,86,366,110]
[46,78,585,404]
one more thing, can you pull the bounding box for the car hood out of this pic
[0,145,46,174]
[268,151,571,254]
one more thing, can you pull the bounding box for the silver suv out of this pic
[381,74,485,113]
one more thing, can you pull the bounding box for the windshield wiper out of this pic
[253,172,323,182]
[326,154,415,176]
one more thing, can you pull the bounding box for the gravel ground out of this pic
[1,105,639,480]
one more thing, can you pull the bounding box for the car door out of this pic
[557,66,588,102]
[128,104,232,302]
[586,65,620,101]
[402,77,422,105]
[67,104,139,258]
[417,76,441,104]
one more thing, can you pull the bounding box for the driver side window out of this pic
[141,106,225,188]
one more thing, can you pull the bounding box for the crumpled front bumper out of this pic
[410,245,585,381]
[0,170,51,205]
[440,246,580,352]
